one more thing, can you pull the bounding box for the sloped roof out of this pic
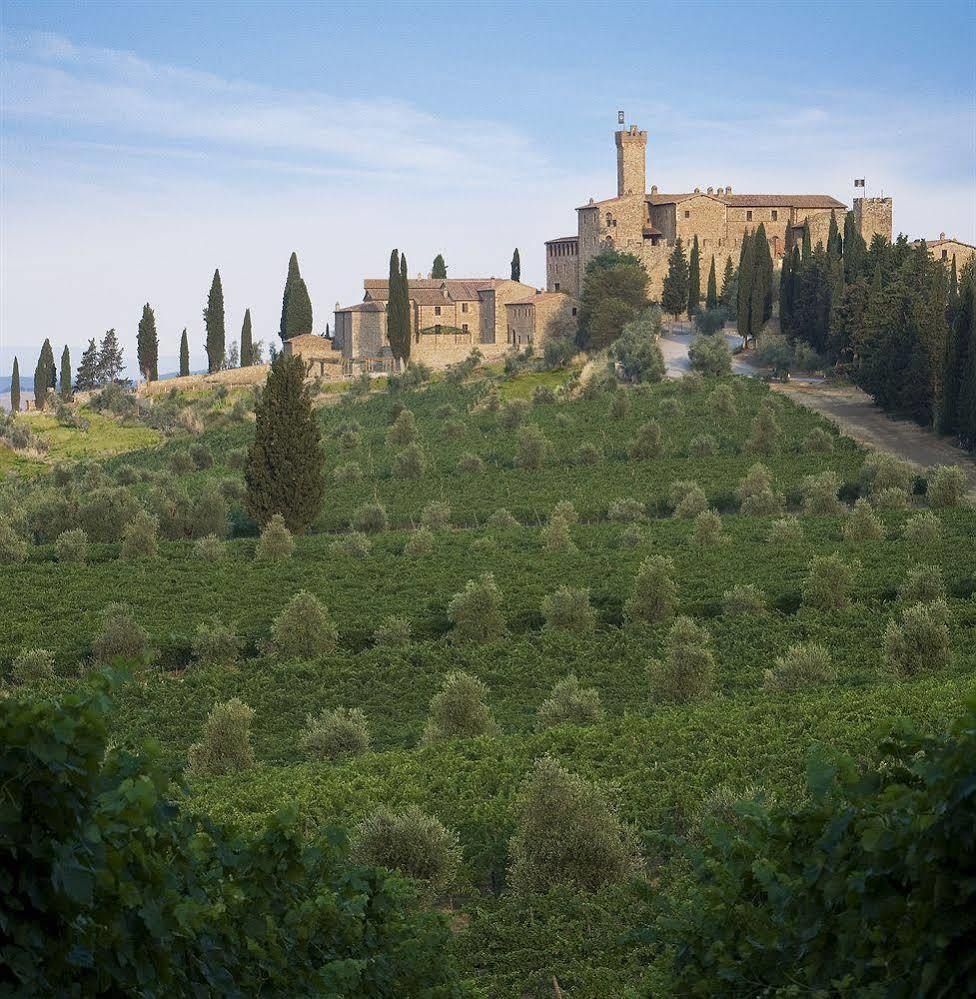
[580,192,845,210]
[917,237,975,250]
[336,302,385,313]
[505,291,572,308]
[545,235,579,244]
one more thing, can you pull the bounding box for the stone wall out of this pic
[615,126,647,197]
[545,240,579,297]
[854,197,893,246]
[924,239,975,269]
[485,281,538,344]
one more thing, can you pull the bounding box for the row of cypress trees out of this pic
[387,249,411,368]
[8,340,75,412]
[735,226,774,346]
[661,237,738,323]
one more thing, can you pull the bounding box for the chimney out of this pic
[725,185,732,195]
[650,184,658,195]
[940,232,946,240]
[707,186,714,195]
[694,187,700,194]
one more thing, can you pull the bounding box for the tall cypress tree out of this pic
[750,224,774,340]
[705,256,718,311]
[60,346,72,401]
[76,339,99,391]
[240,309,254,367]
[386,249,409,366]
[736,231,754,346]
[279,252,312,341]
[720,256,736,311]
[827,211,842,264]
[137,303,159,381]
[10,357,20,413]
[97,329,125,385]
[511,248,521,282]
[431,254,447,279]
[956,264,976,449]
[661,239,689,324]
[948,257,959,306]
[780,245,798,334]
[842,211,867,283]
[179,329,190,376]
[33,340,56,411]
[801,222,812,259]
[687,235,701,316]
[204,269,225,373]
[401,252,411,346]
[244,353,326,532]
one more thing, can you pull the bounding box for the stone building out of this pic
[282,333,350,378]
[505,290,578,349]
[545,123,888,302]
[913,233,976,270]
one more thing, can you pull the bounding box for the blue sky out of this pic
[2,0,974,378]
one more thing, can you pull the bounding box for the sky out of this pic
[1,0,975,380]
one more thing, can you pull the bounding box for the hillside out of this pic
[2,362,974,995]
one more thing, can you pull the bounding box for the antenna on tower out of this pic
[617,110,625,125]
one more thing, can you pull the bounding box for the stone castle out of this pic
[544,121,894,301]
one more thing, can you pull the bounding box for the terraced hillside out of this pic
[2,366,974,996]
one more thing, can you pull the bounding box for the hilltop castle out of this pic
[544,122,893,300]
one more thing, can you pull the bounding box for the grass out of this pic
[26,409,160,460]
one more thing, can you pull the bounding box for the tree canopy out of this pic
[577,250,649,349]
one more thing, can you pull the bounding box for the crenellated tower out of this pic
[615,124,647,197]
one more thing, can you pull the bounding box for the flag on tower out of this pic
[854,179,866,187]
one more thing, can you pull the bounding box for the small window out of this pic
[771,210,778,221]
[434,305,441,316]
[571,307,578,317]
[461,302,468,313]
[554,282,560,291]
[942,249,948,260]
[462,323,469,332]
[684,210,690,219]
[746,210,753,221]
[435,324,441,334]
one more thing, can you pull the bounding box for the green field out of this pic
[3,368,974,995]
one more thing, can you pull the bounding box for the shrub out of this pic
[693,306,729,336]
[803,427,834,453]
[507,757,640,895]
[575,441,602,465]
[670,480,708,519]
[403,528,434,556]
[535,674,603,730]
[387,410,416,446]
[803,553,858,611]
[339,429,358,450]
[121,510,159,560]
[767,516,804,544]
[499,399,529,429]
[660,396,682,416]
[554,411,571,428]
[542,515,575,552]
[471,536,496,554]
[624,555,677,625]
[54,528,88,564]
[191,615,241,668]
[927,465,967,509]
[374,615,412,648]
[722,583,766,617]
[333,461,363,484]
[189,443,214,470]
[754,332,793,375]
[330,532,372,559]
[256,513,294,561]
[514,424,549,470]
[422,671,497,742]
[707,384,737,418]
[608,391,631,420]
[439,418,465,441]
[169,450,195,475]
[628,419,664,459]
[192,489,229,540]
[93,604,150,664]
[738,462,773,500]
[218,477,245,501]
[741,488,785,516]
[611,307,666,383]
[903,511,942,545]
[763,643,835,692]
[619,523,646,550]
[532,385,557,406]
[456,452,484,474]
[0,515,28,565]
[78,488,139,542]
[692,509,725,547]
[541,586,596,635]
[843,498,885,541]
[872,486,910,510]
[543,335,576,370]
[9,648,56,685]
[801,470,844,515]
[860,452,913,496]
[352,501,388,534]
[608,496,645,522]
[392,443,427,479]
[487,508,519,529]
[186,698,254,777]
[745,409,779,455]
[688,335,732,376]
[352,806,461,900]
[302,707,371,761]
[648,616,716,703]
[447,573,505,643]
[689,433,718,457]
[793,343,824,372]
[550,499,579,525]
[226,446,247,469]
[899,565,946,604]
[420,500,451,531]
[883,600,951,675]
[272,591,338,659]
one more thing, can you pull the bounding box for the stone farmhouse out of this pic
[545,122,893,301]
[913,233,976,270]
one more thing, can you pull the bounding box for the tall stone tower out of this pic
[854,196,893,246]
[615,124,647,197]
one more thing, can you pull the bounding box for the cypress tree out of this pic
[801,222,812,259]
[948,257,959,305]
[401,252,411,346]
[687,235,701,316]
[827,211,842,264]
[76,339,99,391]
[240,309,254,367]
[34,339,56,410]
[204,269,226,373]
[179,329,190,376]
[10,357,20,413]
[736,231,754,346]
[60,346,72,401]
[749,226,771,343]
[511,248,521,282]
[386,249,409,366]
[279,252,312,341]
[720,256,736,311]
[779,243,795,333]
[956,265,976,449]
[97,329,125,385]
[137,303,159,381]
[843,211,867,283]
[244,353,326,532]
[705,256,718,311]
[431,254,447,279]
[661,239,689,325]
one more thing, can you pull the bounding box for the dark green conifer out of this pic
[240,309,253,367]
[842,211,867,283]
[720,256,736,311]
[736,231,754,345]
[687,235,701,316]
[279,252,312,341]
[705,256,718,311]
[511,248,521,282]
[661,239,690,324]
[97,329,125,385]
[386,249,410,366]
[244,352,326,532]
[137,303,159,381]
[76,339,99,391]
[827,212,842,263]
[60,346,72,401]
[431,254,447,279]
[179,329,190,376]
[801,222,812,259]
[204,269,225,373]
[10,357,20,412]
[749,225,774,341]
[33,339,56,411]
